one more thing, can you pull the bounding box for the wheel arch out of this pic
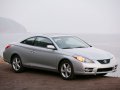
[58,58,72,72]
[10,53,20,64]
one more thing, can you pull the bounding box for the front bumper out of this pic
[77,65,118,75]
[72,58,118,75]
[81,65,117,75]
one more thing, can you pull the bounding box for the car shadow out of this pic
[75,75,111,80]
[4,64,115,80]
[24,67,113,80]
[24,67,61,78]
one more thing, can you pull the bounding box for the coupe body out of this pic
[3,35,118,79]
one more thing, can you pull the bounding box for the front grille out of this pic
[97,67,113,72]
[97,59,110,64]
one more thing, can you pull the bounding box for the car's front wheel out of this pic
[59,60,74,80]
[11,55,24,72]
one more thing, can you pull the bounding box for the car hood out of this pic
[62,47,113,60]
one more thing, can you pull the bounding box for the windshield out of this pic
[52,36,91,49]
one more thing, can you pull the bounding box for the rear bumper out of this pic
[3,51,11,63]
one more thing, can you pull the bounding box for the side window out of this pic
[34,37,53,48]
[21,37,35,45]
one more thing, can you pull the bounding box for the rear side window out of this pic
[34,37,53,48]
[21,37,36,45]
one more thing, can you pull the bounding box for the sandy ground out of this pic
[0,59,120,90]
[0,57,5,64]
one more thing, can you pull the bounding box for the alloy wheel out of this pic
[12,57,21,71]
[11,55,24,72]
[60,60,74,80]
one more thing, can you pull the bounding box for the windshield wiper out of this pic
[62,47,73,49]
[74,46,85,48]
[62,46,85,49]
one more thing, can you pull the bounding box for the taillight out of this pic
[5,45,11,49]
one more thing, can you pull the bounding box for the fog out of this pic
[0,17,27,33]
[0,1,120,77]
[0,0,120,34]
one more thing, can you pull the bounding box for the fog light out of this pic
[85,68,93,72]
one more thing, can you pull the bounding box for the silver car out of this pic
[3,35,118,79]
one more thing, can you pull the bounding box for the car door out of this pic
[20,37,37,66]
[31,36,61,70]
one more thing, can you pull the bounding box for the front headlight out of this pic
[74,56,94,63]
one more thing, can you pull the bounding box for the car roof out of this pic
[29,33,74,38]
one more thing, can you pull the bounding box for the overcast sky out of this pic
[0,0,120,34]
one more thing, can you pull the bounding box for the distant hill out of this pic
[0,17,27,33]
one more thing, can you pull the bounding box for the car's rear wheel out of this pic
[11,55,24,72]
[59,60,74,80]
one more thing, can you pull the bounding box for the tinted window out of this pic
[34,37,53,48]
[21,37,36,45]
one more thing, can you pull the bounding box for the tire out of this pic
[59,60,74,80]
[11,55,24,73]
[97,73,107,76]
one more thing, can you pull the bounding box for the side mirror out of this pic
[47,45,56,50]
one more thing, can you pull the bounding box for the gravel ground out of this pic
[0,59,120,90]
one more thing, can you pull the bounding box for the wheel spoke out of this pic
[16,63,20,68]
[67,68,71,73]
[13,63,17,70]
[66,64,70,68]
[15,58,18,63]
[63,64,67,69]
[61,68,65,73]
[17,60,20,64]
[65,72,69,78]
[13,61,16,64]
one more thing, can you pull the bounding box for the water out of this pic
[0,33,120,77]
